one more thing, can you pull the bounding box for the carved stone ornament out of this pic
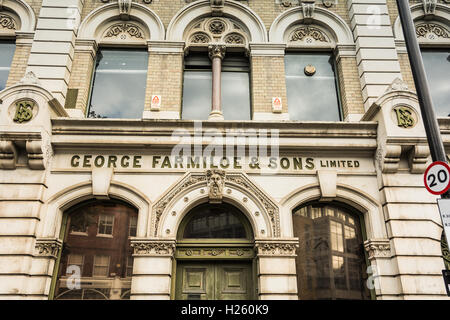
[255,241,299,256]
[209,19,226,35]
[208,44,226,60]
[322,0,334,8]
[104,23,144,39]
[130,240,176,256]
[206,169,226,203]
[224,33,245,44]
[385,77,409,92]
[176,247,254,259]
[18,71,41,86]
[301,0,316,24]
[190,32,211,44]
[416,23,450,40]
[153,172,281,237]
[422,0,437,16]
[118,0,132,20]
[0,141,17,170]
[210,0,225,16]
[35,239,62,258]
[289,26,329,43]
[0,14,16,30]
[13,100,35,123]
[304,65,316,76]
[376,144,401,173]
[364,239,391,260]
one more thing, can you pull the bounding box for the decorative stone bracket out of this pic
[254,239,299,257]
[364,239,391,260]
[131,239,176,256]
[0,134,51,170]
[422,0,437,16]
[35,238,63,259]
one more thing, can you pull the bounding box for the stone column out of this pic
[208,44,226,121]
[255,239,299,300]
[130,239,176,300]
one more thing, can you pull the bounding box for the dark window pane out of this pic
[293,204,370,300]
[0,42,15,91]
[421,50,450,117]
[55,201,137,300]
[182,71,212,120]
[285,53,341,121]
[182,204,248,239]
[89,49,148,119]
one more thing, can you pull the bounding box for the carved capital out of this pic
[206,169,226,203]
[35,238,62,258]
[364,239,391,260]
[208,44,226,60]
[131,239,176,256]
[255,239,299,257]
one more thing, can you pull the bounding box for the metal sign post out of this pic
[396,0,450,295]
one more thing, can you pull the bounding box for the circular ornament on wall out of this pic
[9,99,38,124]
[391,105,418,129]
[208,19,226,35]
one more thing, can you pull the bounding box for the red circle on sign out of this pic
[424,161,450,195]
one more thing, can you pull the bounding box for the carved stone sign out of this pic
[392,106,416,128]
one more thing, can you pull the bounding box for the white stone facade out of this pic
[0,0,449,300]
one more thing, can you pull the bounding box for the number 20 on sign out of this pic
[424,161,450,195]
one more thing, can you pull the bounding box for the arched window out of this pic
[0,41,15,91]
[179,203,252,240]
[53,200,138,300]
[292,202,371,300]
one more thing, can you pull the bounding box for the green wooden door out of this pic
[175,261,253,300]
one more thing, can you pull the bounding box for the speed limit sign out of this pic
[424,161,450,195]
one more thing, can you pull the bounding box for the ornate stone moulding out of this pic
[130,239,176,256]
[35,238,63,258]
[152,171,281,238]
[288,25,330,44]
[0,14,16,30]
[415,23,449,40]
[364,239,391,260]
[254,239,299,257]
[103,22,145,40]
[185,16,249,50]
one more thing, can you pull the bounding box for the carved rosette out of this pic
[208,44,226,60]
[255,240,299,257]
[104,23,144,40]
[415,23,449,40]
[35,239,62,258]
[364,239,391,260]
[206,169,226,203]
[0,14,16,30]
[289,26,330,44]
[131,240,176,256]
[208,19,226,34]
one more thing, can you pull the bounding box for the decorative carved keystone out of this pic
[118,0,132,20]
[422,0,437,16]
[210,0,225,16]
[301,0,316,24]
[206,169,226,203]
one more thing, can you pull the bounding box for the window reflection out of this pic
[55,201,138,300]
[0,42,15,91]
[293,203,370,300]
[421,49,450,117]
[285,53,341,121]
[88,49,148,119]
[181,203,249,239]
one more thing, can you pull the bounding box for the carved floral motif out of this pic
[105,23,144,39]
[190,32,210,44]
[255,242,298,256]
[209,19,226,34]
[224,33,245,44]
[364,239,391,259]
[0,14,16,30]
[289,26,329,43]
[131,241,176,255]
[415,23,449,40]
[35,239,62,258]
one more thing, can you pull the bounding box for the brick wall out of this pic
[6,44,31,87]
[337,57,365,118]
[68,50,95,114]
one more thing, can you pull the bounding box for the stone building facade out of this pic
[0,0,449,300]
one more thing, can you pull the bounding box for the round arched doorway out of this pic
[174,203,256,300]
[51,199,138,300]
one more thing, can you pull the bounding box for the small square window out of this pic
[93,255,110,277]
[67,254,84,275]
[98,214,114,235]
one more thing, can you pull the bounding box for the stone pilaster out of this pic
[347,0,402,111]
[255,239,298,300]
[130,239,176,300]
[26,0,84,107]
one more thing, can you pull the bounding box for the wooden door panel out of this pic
[215,263,252,300]
[176,264,214,300]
